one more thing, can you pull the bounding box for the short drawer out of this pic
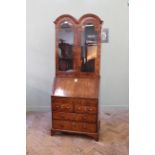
[52,120,97,133]
[53,112,97,123]
[52,102,73,112]
[74,105,97,114]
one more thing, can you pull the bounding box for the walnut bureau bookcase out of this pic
[51,14,103,141]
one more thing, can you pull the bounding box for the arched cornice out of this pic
[54,14,103,25]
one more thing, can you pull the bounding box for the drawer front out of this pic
[52,102,73,112]
[75,105,97,114]
[52,120,97,133]
[53,112,96,123]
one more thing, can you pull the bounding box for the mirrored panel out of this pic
[80,23,97,72]
[58,21,74,71]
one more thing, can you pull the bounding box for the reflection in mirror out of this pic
[81,23,97,72]
[58,21,74,71]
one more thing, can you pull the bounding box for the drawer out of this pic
[75,105,97,114]
[53,112,97,123]
[52,102,73,112]
[52,120,97,133]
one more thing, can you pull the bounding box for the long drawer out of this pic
[52,120,97,133]
[53,112,96,123]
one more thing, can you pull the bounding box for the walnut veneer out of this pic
[51,14,103,141]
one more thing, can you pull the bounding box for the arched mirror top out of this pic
[79,14,103,29]
[54,14,78,27]
[59,21,74,33]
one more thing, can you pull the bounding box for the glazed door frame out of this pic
[54,15,78,77]
[54,14,103,78]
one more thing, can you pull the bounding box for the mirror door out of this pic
[58,21,74,72]
[80,23,98,72]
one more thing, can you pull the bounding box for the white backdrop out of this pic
[26,0,129,111]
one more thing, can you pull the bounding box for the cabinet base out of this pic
[51,129,99,141]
